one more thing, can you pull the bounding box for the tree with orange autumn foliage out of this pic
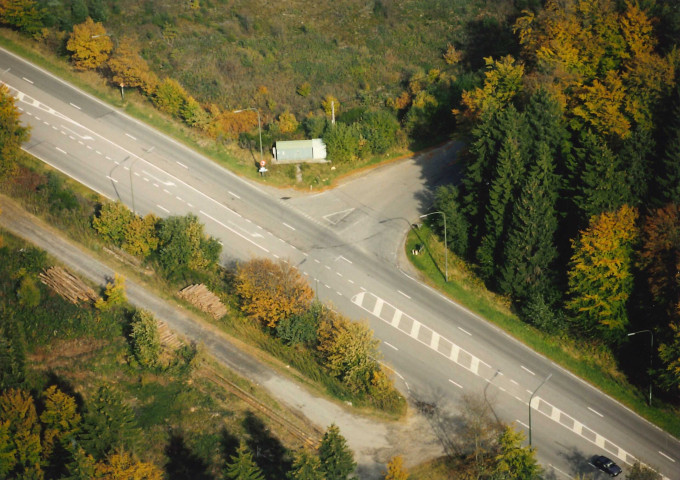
[567,205,638,343]
[235,258,314,328]
[107,37,159,95]
[66,18,113,70]
[0,84,29,181]
[93,449,163,480]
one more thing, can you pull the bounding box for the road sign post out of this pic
[259,160,267,176]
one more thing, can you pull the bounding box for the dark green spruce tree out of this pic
[524,87,570,161]
[224,442,265,480]
[318,424,356,480]
[476,131,528,283]
[461,105,525,248]
[569,129,631,226]
[432,185,469,258]
[618,125,655,207]
[499,142,561,304]
[287,448,324,480]
[658,87,680,204]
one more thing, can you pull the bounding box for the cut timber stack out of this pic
[178,284,227,319]
[157,321,182,350]
[39,266,99,304]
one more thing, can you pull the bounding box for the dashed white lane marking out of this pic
[324,284,331,289]
[157,204,170,213]
[314,259,320,263]
[96,150,101,155]
[283,222,295,230]
[52,126,58,130]
[125,133,136,140]
[348,279,354,284]
[228,190,240,199]
[77,140,84,145]
[273,254,279,259]
[22,77,33,84]
[458,327,471,336]
[588,407,604,418]
[384,342,398,351]
[123,166,129,170]
[516,420,529,429]
[153,183,159,188]
[336,272,343,277]
[658,451,675,462]
[187,202,193,207]
[55,147,67,154]
[42,121,49,126]
[143,178,149,182]
[86,145,92,150]
[336,291,342,296]
[163,189,171,194]
[134,172,140,177]
[514,396,524,402]
[175,196,182,201]
[398,290,411,299]
[69,102,80,110]
[105,155,112,160]
[338,255,353,264]
[547,464,571,479]
[34,116,41,120]
[176,161,188,169]
[448,379,463,389]
[510,379,519,386]
[106,175,118,183]
[521,366,535,375]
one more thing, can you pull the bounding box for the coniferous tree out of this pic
[0,318,26,390]
[524,87,570,161]
[80,386,140,458]
[499,142,560,303]
[318,424,356,480]
[223,442,264,480]
[618,125,655,207]
[658,89,680,204]
[287,448,323,480]
[570,129,631,225]
[476,131,528,282]
[433,185,469,258]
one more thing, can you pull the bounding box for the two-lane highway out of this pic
[2,47,679,479]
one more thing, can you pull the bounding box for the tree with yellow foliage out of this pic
[0,84,30,181]
[95,273,127,311]
[460,55,524,120]
[93,449,163,480]
[0,389,42,478]
[235,258,314,328]
[567,205,638,343]
[66,17,113,70]
[40,386,81,462]
[107,37,159,95]
[383,455,408,480]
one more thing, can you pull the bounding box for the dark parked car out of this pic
[593,455,622,477]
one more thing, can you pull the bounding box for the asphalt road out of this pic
[2,47,679,479]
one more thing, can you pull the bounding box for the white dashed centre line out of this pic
[69,102,81,110]
[658,451,675,462]
[273,254,280,259]
[384,342,398,351]
[228,191,241,199]
[458,327,471,336]
[348,279,354,284]
[55,147,67,154]
[106,176,118,183]
[176,161,188,169]
[588,407,604,418]
[283,222,295,230]
[398,290,411,299]
[157,204,170,213]
[510,379,519,386]
[125,133,137,140]
[22,77,33,84]
[521,366,536,376]
[448,379,463,389]
[336,272,343,277]
[325,265,331,270]
[314,259,320,264]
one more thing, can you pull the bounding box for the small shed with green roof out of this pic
[273,139,327,164]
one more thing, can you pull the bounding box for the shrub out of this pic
[323,123,361,163]
[129,309,161,368]
[92,202,134,246]
[153,78,189,117]
[361,110,399,154]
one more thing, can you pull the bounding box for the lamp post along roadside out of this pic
[528,373,552,447]
[628,330,654,406]
[233,108,263,166]
[419,211,448,282]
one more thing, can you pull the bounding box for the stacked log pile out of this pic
[178,284,227,319]
[39,266,99,304]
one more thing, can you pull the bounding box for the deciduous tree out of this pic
[383,455,408,480]
[66,17,113,70]
[92,201,134,246]
[494,426,541,479]
[157,214,221,279]
[318,424,356,480]
[129,309,161,368]
[235,258,313,329]
[93,449,163,479]
[153,78,188,117]
[460,55,524,120]
[0,84,30,181]
[95,273,127,311]
[107,37,159,95]
[567,205,638,344]
[317,312,381,395]
[122,213,159,258]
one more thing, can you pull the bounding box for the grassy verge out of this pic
[0,29,418,190]
[406,224,680,439]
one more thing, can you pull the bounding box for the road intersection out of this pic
[2,47,679,479]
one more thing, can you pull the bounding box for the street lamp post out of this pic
[628,330,654,406]
[528,373,552,447]
[233,108,263,166]
[419,211,448,282]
